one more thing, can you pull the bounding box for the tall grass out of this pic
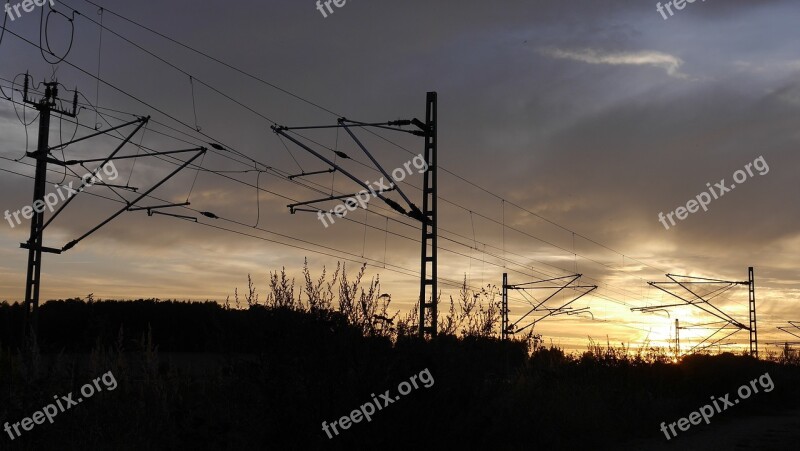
[230,261,512,344]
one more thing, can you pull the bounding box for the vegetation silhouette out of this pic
[1,261,798,450]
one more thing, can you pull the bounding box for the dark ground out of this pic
[1,299,798,450]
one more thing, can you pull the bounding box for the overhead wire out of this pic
[93,5,102,129]
[1,74,636,314]
[0,5,784,347]
[1,7,676,323]
[58,0,666,283]
[1,157,516,299]
[22,20,654,308]
[0,0,10,99]
[39,2,76,65]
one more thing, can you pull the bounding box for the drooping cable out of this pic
[189,75,200,131]
[39,3,76,65]
[185,151,206,202]
[93,6,103,129]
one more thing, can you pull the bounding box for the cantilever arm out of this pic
[61,148,206,252]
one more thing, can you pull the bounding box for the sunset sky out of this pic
[1,0,798,352]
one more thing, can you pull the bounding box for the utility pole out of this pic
[17,76,199,342]
[418,92,438,338]
[748,266,758,358]
[675,318,680,361]
[501,272,509,340]
[504,274,596,335]
[21,77,77,339]
[272,92,438,338]
[634,269,756,355]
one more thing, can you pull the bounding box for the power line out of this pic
[2,80,645,316]
[79,0,341,118]
[1,13,665,316]
[49,0,665,282]
[0,159,730,340]
[0,155,490,296]
[2,87,643,312]
[0,5,784,349]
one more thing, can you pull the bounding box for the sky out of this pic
[0,0,798,352]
